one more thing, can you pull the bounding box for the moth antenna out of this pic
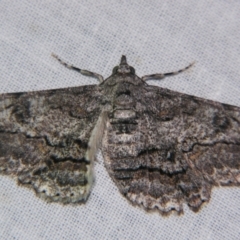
[142,61,195,81]
[52,53,104,82]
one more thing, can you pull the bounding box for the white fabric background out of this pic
[0,1,240,239]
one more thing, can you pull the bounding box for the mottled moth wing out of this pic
[102,79,240,214]
[1,54,239,215]
[0,85,104,203]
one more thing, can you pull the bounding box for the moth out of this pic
[0,54,239,215]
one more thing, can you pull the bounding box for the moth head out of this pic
[112,55,135,75]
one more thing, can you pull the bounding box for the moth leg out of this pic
[142,62,195,81]
[52,53,104,82]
